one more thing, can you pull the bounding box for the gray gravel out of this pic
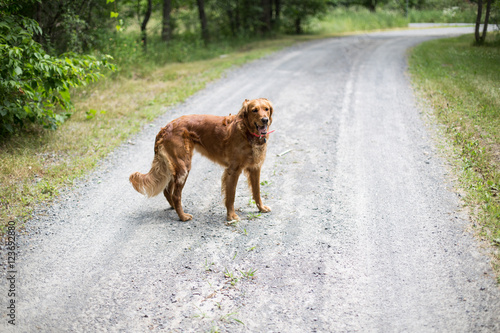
[2,26,500,332]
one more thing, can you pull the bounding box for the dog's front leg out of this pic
[222,167,242,221]
[247,167,271,214]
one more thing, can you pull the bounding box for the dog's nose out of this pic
[261,117,269,125]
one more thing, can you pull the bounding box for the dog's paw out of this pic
[258,205,271,213]
[179,213,193,222]
[227,213,240,221]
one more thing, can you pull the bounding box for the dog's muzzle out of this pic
[255,121,269,135]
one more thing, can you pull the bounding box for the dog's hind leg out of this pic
[163,180,175,209]
[171,161,193,221]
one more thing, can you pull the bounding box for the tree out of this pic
[140,0,153,50]
[361,0,378,12]
[261,0,272,34]
[197,0,209,44]
[344,0,389,13]
[475,0,493,44]
[282,0,326,34]
[215,0,277,38]
[162,0,172,42]
[272,0,281,30]
[224,0,240,37]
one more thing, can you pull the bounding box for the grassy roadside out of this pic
[408,34,500,280]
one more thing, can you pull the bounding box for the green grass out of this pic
[408,33,500,275]
[309,7,408,34]
[408,8,477,23]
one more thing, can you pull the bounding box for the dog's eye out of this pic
[252,108,258,113]
[265,108,269,111]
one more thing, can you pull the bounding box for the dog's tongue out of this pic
[258,125,268,135]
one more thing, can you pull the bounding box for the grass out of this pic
[307,4,477,35]
[239,268,258,279]
[309,7,408,34]
[408,33,500,278]
[246,212,262,220]
[223,268,240,287]
[408,8,477,23]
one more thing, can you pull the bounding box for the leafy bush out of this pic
[0,14,115,134]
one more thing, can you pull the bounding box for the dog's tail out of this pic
[129,144,173,197]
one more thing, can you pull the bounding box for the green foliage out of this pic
[281,0,328,34]
[223,268,239,286]
[239,268,257,279]
[0,13,115,134]
[408,8,477,23]
[309,6,408,34]
[347,0,389,12]
[15,0,114,54]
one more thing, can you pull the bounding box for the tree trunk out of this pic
[141,0,152,51]
[227,8,235,36]
[226,0,239,37]
[235,0,240,33]
[196,0,209,45]
[162,0,172,42]
[475,0,483,43]
[227,5,241,37]
[475,0,492,44]
[294,17,302,34]
[260,0,271,34]
[272,0,280,30]
[365,0,377,12]
[242,0,250,33]
[481,0,492,43]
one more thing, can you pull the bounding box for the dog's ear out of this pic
[238,99,250,118]
[266,100,273,118]
[242,99,250,109]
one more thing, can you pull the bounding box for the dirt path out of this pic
[3,27,500,332]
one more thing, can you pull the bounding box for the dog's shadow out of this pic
[129,202,229,230]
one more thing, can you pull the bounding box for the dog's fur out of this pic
[129,98,274,221]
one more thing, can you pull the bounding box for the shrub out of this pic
[0,14,115,134]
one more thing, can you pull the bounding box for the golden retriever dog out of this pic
[129,98,274,221]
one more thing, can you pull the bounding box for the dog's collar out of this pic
[249,129,275,139]
[248,130,275,143]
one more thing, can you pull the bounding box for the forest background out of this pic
[0,0,495,133]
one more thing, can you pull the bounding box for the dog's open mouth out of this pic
[255,123,268,135]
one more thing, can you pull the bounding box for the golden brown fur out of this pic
[129,98,274,221]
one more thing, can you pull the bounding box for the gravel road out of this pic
[2,26,500,332]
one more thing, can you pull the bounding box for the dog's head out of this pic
[238,98,273,136]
